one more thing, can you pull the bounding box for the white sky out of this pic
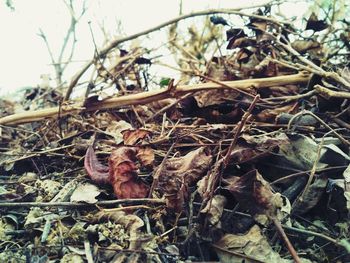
[0,0,308,97]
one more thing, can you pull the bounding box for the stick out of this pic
[0,198,165,208]
[272,218,302,263]
[0,72,310,126]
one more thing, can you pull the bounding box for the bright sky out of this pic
[0,0,308,97]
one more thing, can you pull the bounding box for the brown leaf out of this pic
[291,40,321,54]
[261,85,299,98]
[215,225,289,263]
[84,146,110,185]
[292,175,328,215]
[109,147,149,199]
[157,147,212,211]
[227,37,256,49]
[256,103,296,122]
[194,89,240,108]
[90,210,144,250]
[250,20,267,32]
[229,133,289,164]
[122,129,150,145]
[205,57,237,81]
[136,147,154,167]
[226,169,282,217]
[226,28,246,42]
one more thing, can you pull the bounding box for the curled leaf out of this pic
[84,146,109,184]
[109,147,149,199]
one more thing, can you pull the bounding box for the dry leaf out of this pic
[109,147,149,199]
[157,147,212,211]
[70,183,101,204]
[122,129,150,145]
[229,133,289,164]
[226,169,283,217]
[136,147,154,167]
[293,175,328,215]
[194,89,239,108]
[215,225,291,263]
[256,104,296,122]
[84,146,110,185]
[200,195,227,226]
[105,120,132,144]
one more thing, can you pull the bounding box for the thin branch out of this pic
[283,224,350,253]
[287,110,350,146]
[38,28,57,66]
[272,218,301,263]
[64,5,289,100]
[223,94,260,167]
[276,38,350,90]
[315,84,350,99]
[148,142,176,198]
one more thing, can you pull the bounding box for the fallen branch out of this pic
[0,72,310,125]
[315,84,350,99]
[0,198,165,208]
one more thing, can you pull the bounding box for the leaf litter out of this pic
[0,4,350,263]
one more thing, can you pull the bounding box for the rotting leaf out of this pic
[228,37,257,49]
[194,89,240,108]
[122,129,150,145]
[225,169,283,217]
[109,147,150,199]
[326,164,350,219]
[229,133,289,164]
[215,225,293,263]
[278,134,332,170]
[136,147,154,167]
[226,28,246,41]
[256,104,296,122]
[157,147,212,211]
[200,195,227,226]
[91,210,145,250]
[293,175,328,215]
[105,120,132,144]
[84,146,152,199]
[291,40,321,54]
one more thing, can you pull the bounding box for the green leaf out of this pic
[159,78,171,87]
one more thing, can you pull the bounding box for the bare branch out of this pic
[64,4,289,100]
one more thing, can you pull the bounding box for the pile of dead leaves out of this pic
[1,4,350,263]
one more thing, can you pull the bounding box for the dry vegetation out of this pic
[0,1,350,262]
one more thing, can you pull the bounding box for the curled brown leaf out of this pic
[109,147,150,199]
